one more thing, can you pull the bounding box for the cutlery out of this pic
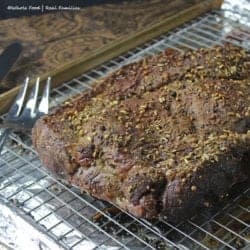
[0,77,51,154]
[0,42,22,90]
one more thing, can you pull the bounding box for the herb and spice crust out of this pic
[32,44,250,222]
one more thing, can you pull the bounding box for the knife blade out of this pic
[0,42,22,86]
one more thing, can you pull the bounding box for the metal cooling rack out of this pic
[0,1,250,250]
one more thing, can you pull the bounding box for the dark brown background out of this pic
[0,0,202,92]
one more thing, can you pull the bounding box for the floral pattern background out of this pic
[0,0,201,92]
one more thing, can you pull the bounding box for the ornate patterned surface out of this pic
[0,0,200,92]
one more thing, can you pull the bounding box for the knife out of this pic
[0,42,22,90]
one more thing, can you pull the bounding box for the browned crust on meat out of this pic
[32,44,250,222]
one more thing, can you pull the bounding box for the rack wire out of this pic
[0,2,249,250]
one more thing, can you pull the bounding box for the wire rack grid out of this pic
[0,4,250,250]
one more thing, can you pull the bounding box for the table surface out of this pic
[0,0,202,93]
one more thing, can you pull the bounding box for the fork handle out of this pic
[0,128,11,155]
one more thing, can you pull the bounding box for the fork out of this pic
[0,77,51,154]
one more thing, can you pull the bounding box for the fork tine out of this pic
[7,77,29,118]
[20,77,40,118]
[0,128,10,154]
[38,77,51,115]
